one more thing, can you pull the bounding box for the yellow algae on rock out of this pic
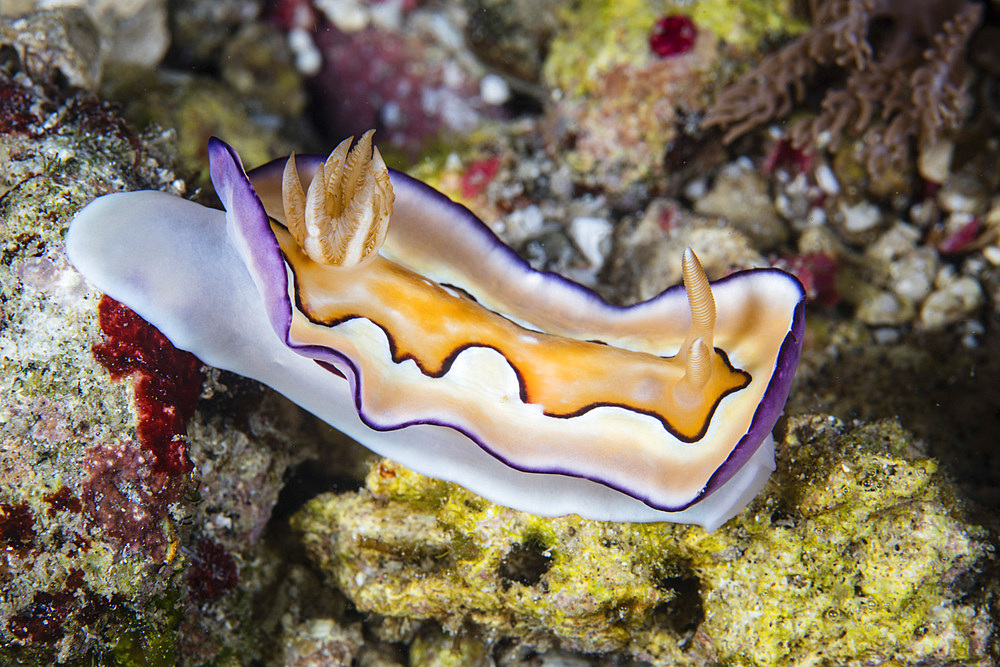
[292,415,991,665]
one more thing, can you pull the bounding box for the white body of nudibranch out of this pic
[67,135,805,530]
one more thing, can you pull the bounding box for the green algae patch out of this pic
[293,459,691,657]
[691,0,807,52]
[409,625,490,667]
[291,416,992,665]
[109,604,180,667]
[686,415,990,665]
[543,0,665,97]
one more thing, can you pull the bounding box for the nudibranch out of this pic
[67,133,805,530]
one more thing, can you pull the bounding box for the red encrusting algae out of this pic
[938,218,981,254]
[0,81,39,134]
[778,252,840,307]
[460,156,502,200]
[762,139,814,176]
[44,487,83,515]
[0,502,37,557]
[82,296,205,557]
[92,295,202,475]
[82,443,178,557]
[186,539,239,601]
[7,591,77,644]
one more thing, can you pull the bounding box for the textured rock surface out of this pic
[0,70,315,664]
[0,8,103,89]
[0,71,186,662]
[1,0,169,71]
[293,416,992,666]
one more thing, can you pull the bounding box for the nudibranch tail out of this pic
[281,130,394,267]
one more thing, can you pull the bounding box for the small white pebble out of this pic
[894,272,932,303]
[965,319,986,336]
[982,245,1000,266]
[684,177,708,200]
[873,328,900,345]
[964,256,986,276]
[503,205,546,244]
[480,73,511,105]
[919,277,983,328]
[773,192,792,219]
[805,207,826,226]
[316,0,369,31]
[962,320,984,348]
[381,101,403,128]
[938,189,982,215]
[814,164,840,195]
[946,211,976,230]
[908,200,938,229]
[369,0,405,31]
[569,216,613,269]
[935,264,957,288]
[840,201,882,233]
[857,291,910,327]
[917,139,953,184]
[441,60,464,89]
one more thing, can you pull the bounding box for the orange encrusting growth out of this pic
[274,223,749,441]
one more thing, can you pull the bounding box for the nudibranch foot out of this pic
[67,135,806,530]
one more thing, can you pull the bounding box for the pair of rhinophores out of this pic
[68,131,805,531]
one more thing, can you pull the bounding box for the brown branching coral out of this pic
[703,0,984,178]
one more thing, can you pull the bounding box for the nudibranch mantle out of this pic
[67,136,805,530]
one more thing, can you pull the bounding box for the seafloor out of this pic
[1,0,999,665]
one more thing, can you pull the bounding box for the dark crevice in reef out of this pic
[270,459,363,524]
[652,560,705,642]
[497,535,554,587]
[789,308,1000,523]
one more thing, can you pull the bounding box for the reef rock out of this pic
[293,415,992,665]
